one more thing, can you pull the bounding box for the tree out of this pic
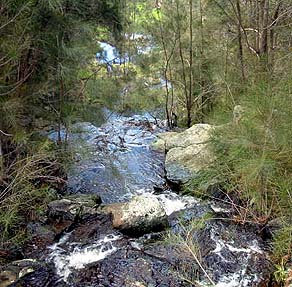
[0,0,125,245]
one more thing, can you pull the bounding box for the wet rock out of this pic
[24,222,56,258]
[47,194,101,233]
[0,247,24,265]
[164,202,272,286]
[197,221,271,286]
[69,247,188,287]
[8,265,64,287]
[29,114,273,287]
[158,124,215,183]
[261,218,286,242]
[0,259,56,287]
[104,195,168,236]
[69,213,114,242]
[168,203,212,233]
[48,232,125,283]
[65,117,166,203]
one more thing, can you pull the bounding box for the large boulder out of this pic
[153,124,215,183]
[165,143,214,183]
[103,195,168,236]
[151,131,179,151]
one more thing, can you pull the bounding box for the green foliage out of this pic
[274,257,289,285]
[86,77,121,107]
[0,0,125,133]
[184,73,292,274]
[0,0,125,249]
[0,147,59,245]
[164,214,214,286]
[117,77,165,113]
[273,224,292,262]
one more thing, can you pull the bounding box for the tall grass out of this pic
[185,75,292,278]
[164,215,214,286]
[0,140,63,248]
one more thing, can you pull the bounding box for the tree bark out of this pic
[188,0,193,127]
[175,0,189,127]
[0,138,3,180]
[236,0,246,81]
[259,0,269,57]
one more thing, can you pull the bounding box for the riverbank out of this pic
[0,113,277,287]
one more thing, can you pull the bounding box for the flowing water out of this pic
[5,111,271,287]
[65,112,166,202]
[42,111,271,287]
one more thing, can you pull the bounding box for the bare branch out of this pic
[0,129,12,137]
[0,3,29,31]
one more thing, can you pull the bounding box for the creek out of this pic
[2,111,272,287]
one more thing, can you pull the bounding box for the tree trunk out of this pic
[234,0,246,81]
[269,2,281,69]
[175,0,189,127]
[0,138,3,180]
[158,15,171,128]
[188,0,193,127]
[259,0,269,57]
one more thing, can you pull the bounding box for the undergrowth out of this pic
[0,138,67,251]
[184,76,292,284]
[164,214,214,286]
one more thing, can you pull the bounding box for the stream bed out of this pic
[2,112,272,287]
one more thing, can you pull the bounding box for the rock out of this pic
[24,222,56,258]
[69,213,114,242]
[0,247,23,266]
[0,259,48,287]
[7,263,63,287]
[0,270,16,287]
[103,195,168,236]
[199,221,272,286]
[47,194,101,232]
[153,124,213,151]
[151,131,179,151]
[165,143,214,183]
[160,124,215,182]
[66,118,166,203]
[69,246,185,287]
[168,124,213,148]
[47,194,101,219]
[169,205,272,286]
[261,217,287,242]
